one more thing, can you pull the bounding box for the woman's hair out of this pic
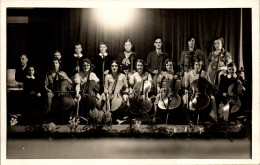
[163,58,175,71]
[52,57,62,69]
[186,35,200,49]
[110,60,120,73]
[124,39,135,51]
[135,59,147,72]
[214,37,224,45]
[83,58,94,71]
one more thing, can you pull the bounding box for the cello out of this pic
[157,73,182,110]
[188,69,211,111]
[52,74,75,112]
[131,75,153,114]
[226,67,245,113]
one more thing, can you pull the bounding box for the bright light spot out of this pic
[96,8,135,27]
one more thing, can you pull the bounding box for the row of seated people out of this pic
[12,36,246,125]
[16,56,245,125]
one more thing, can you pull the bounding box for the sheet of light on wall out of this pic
[95,8,136,28]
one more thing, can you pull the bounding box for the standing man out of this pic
[147,37,169,77]
[15,54,29,83]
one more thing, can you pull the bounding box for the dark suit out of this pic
[92,54,113,92]
[15,65,29,82]
[147,51,169,75]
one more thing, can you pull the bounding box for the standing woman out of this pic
[101,60,129,122]
[74,58,100,118]
[129,59,153,117]
[207,37,232,86]
[179,36,204,74]
[92,42,113,93]
[117,39,137,73]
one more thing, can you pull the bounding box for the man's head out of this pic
[153,37,163,50]
[227,63,236,75]
[54,50,62,59]
[99,42,107,54]
[74,42,82,54]
[19,54,28,67]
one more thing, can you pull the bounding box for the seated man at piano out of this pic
[217,63,245,121]
[15,54,29,83]
[182,59,217,125]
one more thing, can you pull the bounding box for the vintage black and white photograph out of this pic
[1,0,259,164]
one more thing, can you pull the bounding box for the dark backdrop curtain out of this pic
[50,9,249,73]
[7,8,251,84]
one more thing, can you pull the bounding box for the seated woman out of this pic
[153,59,183,124]
[207,37,232,87]
[101,60,129,123]
[128,59,153,118]
[44,58,74,122]
[117,39,137,72]
[182,59,217,124]
[74,58,100,118]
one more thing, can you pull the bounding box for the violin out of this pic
[189,69,211,111]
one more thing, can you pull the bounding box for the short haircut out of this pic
[54,50,61,54]
[99,41,107,47]
[74,42,82,47]
[153,36,163,43]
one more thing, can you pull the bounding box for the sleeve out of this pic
[147,73,153,82]
[179,52,185,72]
[129,74,135,87]
[44,74,50,92]
[90,72,100,83]
[184,72,190,89]
[74,73,81,84]
[104,75,109,90]
[147,53,153,73]
[123,74,128,88]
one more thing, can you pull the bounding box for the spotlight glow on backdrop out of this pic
[95,8,135,27]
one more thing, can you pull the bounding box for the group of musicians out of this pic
[14,36,246,125]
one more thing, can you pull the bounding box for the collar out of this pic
[22,65,27,71]
[227,74,237,79]
[26,75,35,79]
[156,49,162,55]
[99,52,108,58]
[74,53,83,58]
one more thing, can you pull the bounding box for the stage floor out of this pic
[7,138,251,159]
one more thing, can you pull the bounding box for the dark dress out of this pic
[117,51,137,71]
